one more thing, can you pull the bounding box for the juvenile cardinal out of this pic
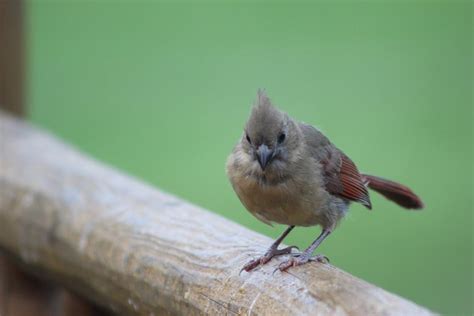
[226,90,423,272]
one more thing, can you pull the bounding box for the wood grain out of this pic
[0,111,433,315]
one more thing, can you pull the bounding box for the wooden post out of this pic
[0,0,25,116]
[0,111,434,315]
[0,4,107,315]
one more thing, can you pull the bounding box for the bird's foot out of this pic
[240,245,299,274]
[276,254,329,273]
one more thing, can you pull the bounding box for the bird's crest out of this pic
[249,89,282,123]
[246,90,286,145]
[256,89,273,109]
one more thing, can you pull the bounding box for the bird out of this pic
[226,90,423,273]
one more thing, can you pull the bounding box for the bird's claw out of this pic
[239,259,261,275]
[240,245,299,274]
[309,254,330,263]
[274,254,329,274]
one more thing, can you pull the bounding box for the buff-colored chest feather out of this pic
[231,172,330,227]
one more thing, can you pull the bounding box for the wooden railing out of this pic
[0,111,433,315]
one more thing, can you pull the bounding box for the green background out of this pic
[27,2,472,314]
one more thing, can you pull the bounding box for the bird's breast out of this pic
[230,172,332,227]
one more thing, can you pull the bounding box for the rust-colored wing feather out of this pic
[299,123,371,209]
[322,151,372,209]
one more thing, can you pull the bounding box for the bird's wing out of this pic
[300,123,372,209]
[322,152,372,209]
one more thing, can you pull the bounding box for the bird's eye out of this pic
[246,134,251,144]
[278,133,286,144]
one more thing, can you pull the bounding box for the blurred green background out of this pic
[27,2,472,314]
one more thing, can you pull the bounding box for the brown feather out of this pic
[362,175,423,209]
[322,151,372,209]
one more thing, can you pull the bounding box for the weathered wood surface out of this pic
[0,111,433,315]
[0,255,106,316]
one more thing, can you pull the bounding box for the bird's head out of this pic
[241,90,302,175]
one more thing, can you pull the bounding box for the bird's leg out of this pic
[277,229,331,272]
[241,225,297,273]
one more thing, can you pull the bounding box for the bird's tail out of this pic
[362,174,424,210]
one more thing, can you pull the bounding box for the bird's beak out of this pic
[256,144,274,170]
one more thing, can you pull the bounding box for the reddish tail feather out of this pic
[362,174,424,210]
